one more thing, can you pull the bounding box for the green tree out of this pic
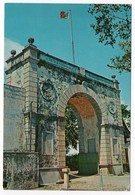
[121,104,130,129]
[88,4,131,72]
[65,106,78,153]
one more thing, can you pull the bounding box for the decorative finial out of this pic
[10,50,16,57]
[111,75,116,79]
[28,37,34,45]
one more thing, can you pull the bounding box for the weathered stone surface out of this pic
[4,42,127,188]
[4,85,25,151]
[3,152,39,189]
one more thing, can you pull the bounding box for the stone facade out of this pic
[3,152,39,189]
[4,85,25,151]
[4,39,127,188]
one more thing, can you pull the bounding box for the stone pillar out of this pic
[23,49,38,113]
[120,129,127,165]
[23,44,39,152]
[99,124,112,175]
[62,168,70,189]
[57,117,66,168]
[116,99,123,127]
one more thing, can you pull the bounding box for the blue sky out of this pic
[4,3,131,107]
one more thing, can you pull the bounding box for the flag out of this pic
[60,11,69,19]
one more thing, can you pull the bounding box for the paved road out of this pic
[35,172,130,191]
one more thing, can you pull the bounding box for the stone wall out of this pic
[3,152,39,189]
[4,84,25,151]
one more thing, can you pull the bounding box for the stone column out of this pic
[23,44,39,152]
[57,117,66,168]
[62,168,70,189]
[120,128,127,165]
[99,124,112,175]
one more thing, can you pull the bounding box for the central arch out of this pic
[67,93,100,155]
[57,84,111,175]
[57,84,106,121]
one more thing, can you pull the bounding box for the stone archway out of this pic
[57,84,111,175]
[4,38,127,187]
[57,84,106,120]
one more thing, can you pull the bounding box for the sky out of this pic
[3,2,131,108]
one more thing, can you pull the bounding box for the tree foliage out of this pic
[65,106,78,153]
[88,4,131,72]
[121,104,130,118]
[121,104,130,128]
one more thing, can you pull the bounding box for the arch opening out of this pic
[67,93,101,154]
[56,85,109,175]
[64,92,102,175]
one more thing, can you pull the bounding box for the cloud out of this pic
[4,38,23,68]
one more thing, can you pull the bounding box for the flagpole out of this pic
[69,10,75,64]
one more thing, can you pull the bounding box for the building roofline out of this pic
[5,43,114,87]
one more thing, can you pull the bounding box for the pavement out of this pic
[35,171,130,191]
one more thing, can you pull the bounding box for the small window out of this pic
[42,131,53,155]
[113,138,118,156]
